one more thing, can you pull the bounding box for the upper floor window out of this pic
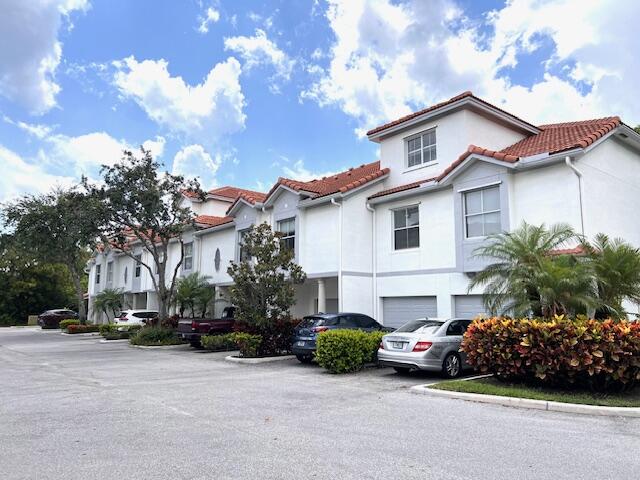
[238,229,251,262]
[406,129,436,168]
[106,261,113,283]
[464,185,501,238]
[277,218,295,252]
[95,264,101,284]
[183,242,194,271]
[134,255,142,278]
[393,206,420,250]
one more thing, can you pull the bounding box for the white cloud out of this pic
[172,144,221,189]
[303,0,640,135]
[197,7,220,34]
[3,116,54,139]
[282,159,342,182]
[224,29,295,89]
[113,56,246,142]
[0,144,75,202]
[0,0,89,114]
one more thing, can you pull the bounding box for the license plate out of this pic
[296,341,305,347]
[391,342,404,349]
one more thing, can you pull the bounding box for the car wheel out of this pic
[393,366,412,375]
[442,352,462,378]
[296,354,313,364]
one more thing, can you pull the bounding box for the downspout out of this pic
[365,202,377,320]
[565,156,585,235]
[331,198,343,311]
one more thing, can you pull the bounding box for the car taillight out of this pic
[312,326,329,333]
[379,341,384,350]
[412,341,433,352]
[191,320,198,331]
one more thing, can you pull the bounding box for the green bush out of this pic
[461,316,640,392]
[233,318,299,356]
[232,332,262,358]
[129,327,183,346]
[201,333,238,351]
[59,319,80,330]
[99,324,117,335]
[66,324,99,334]
[315,330,385,374]
[99,324,141,337]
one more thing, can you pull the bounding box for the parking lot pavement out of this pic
[1,328,639,480]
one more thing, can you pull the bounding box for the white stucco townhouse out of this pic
[87,91,640,326]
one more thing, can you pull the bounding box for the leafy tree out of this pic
[468,222,583,317]
[582,234,640,319]
[634,125,640,135]
[174,272,214,318]
[3,188,101,323]
[228,223,306,328]
[93,288,124,322]
[0,235,76,325]
[85,148,203,322]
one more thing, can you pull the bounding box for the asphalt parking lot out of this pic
[1,327,638,480]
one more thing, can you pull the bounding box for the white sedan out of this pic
[113,310,158,326]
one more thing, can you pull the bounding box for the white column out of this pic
[317,279,326,313]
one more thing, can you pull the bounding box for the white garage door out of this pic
[454,295,488,319]
[382,296,438,328]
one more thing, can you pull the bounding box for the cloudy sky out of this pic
[1,0,639,201]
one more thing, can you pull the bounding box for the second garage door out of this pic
[382,296,438,329]
[454,295,488,319]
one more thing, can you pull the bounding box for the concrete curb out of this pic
[60,332,100,337]
[99,338,129,343]
[129,344,188,350]
[410,384,640,418]
[225,354,295,364]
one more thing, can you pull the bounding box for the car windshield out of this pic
[299,316,337,327]
[395,319,444,334]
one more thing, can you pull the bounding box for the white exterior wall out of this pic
[298,202,339,274]
[198,226,237,285]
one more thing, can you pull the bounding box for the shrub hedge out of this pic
[461,316,640,392]
[66,324,100,334]
[59,319,80,330]
[315,330,385,374]
[201,333,238,351]
[99,324,142,339]
[233,318,299,356]
[129,327,182,346]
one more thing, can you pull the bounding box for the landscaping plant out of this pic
[315,330,385,374]
[93,288,124,322]
[461,316,640,392]
[129,327,183,346]
[66,324,100,334]
[59,319,80,330]
[201,333,238,351]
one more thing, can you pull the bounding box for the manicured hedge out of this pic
[201,333,238,351]
[59,319,80,330]
[129,327,183,346]
[233,318,299,356]
[100,324,142,339]
[66,324,100,334]
[461,317,640,392]
[315,330,385,374]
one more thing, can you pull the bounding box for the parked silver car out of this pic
[377,318,473,378]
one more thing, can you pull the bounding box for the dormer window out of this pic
[406,128,437,168]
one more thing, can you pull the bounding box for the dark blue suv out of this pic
[291,313,389,363]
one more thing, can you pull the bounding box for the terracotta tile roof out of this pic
[266,161,389,200]
[208,186,266,201]
[194,215,234,228]
[501,117,621,158]
[366,91,539,137]
[369,176,438,199]
[181,189,203,199]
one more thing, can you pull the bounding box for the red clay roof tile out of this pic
[194,215,234,228]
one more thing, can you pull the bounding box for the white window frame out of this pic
[95,264,101,284]
[405,128,437,169]
[277,217,296,252]
[238,229,251,262]
[392,205,420,251]
[134,255,142,278]
[183,242,194,271]
[463,185,501,239]
[106,261,113,283]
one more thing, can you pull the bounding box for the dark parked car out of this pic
[291,312,390,363]
[38,309,78,329]
[176,306,236,348]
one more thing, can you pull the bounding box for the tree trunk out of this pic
[68,264,86,324]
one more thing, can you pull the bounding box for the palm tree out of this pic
[174,272,213,318]
[93,288,124,323]
[582,234,640,319]
[468,222,584,317]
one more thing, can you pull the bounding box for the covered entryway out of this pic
[382,296,437,328]
[453,295,488,319]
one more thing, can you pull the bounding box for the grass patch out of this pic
[431,377,640,408]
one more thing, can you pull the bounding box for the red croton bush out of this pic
[66,324,100,334]
[461,317,640,392]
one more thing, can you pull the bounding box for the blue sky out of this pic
[1,0,638,201]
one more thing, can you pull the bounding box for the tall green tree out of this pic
[582,234,640,319]
[0,235,76,325]
[3,189,101,323]
[93,288,124,322]
[85,148,203,321]
[174,272,214,318]
[228,223,306,328]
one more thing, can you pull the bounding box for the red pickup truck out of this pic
[176,306,236,348]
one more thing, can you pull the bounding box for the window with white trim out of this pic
[106,261,113,282]
[406,129,436,168]
[95,264,101,284]
[393,206,420,250]
[238,229,251,262]
[183,242,193,271]
[277,218,295,252]
[134,255,141,278]
[464,186,501,238]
